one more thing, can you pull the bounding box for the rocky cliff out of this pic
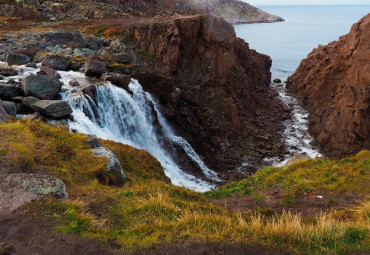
[113,15,288,179]
[287,14,370,158]
[0,0,283,24]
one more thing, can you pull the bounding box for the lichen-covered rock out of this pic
[92,147,126,185]
[30,100,73,118]
[22,74,62,100]
[22,96,39,108]
[0,174,68,216]
[287,14,370,158]
[1,101,17,116]
[41,55,68,71]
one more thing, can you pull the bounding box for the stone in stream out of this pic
[40,65,61,79]
[22,74,63,100]
[85,60,106,77]
[69,79,80,87]
[5,52,30,65]
[92,147,126,185]
[30,100,73,118]
[103,74,131,91]
[41,55,68,71]
[273,78,282,83]
[0,174,68,216]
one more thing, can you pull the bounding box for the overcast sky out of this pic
[244,0,370,5]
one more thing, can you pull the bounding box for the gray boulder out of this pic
[0,83,23,99]
[44,31,86,48]
[92,147,125,185]
[5,52,30,65]
[41,55,68,71]
[22,96,39,108]
[25,62,37,68]
[22,74,62,99]
[40,65,61,79]
[87,36,105,50]
[104,74,131,91]
[0,174,67,216]
[0,101,10,122]
[86,134,102,149]
[85,60,106,77]
[30,100,72,118]
[273,78,282,83]
[69,79,80,87]
[112,53,131,64]
[1,101,17,116]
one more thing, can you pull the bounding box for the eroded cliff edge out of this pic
[287,14,370,158]
[113,15,289,179]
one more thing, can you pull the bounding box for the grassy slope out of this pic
[0,119,369,255]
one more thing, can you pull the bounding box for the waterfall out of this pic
[59,71,219,192]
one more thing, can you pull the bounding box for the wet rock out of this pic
[92,147,126,185]
[41,55,68,71]
[85,60,106,77]
[5,52,30,65]
[0,101,10,122]
[0,75,4,80]
[273,78,282,83]
[86,134,102,149]
[0,83,23,99]
[103,74,131,91]
[22,96,39,108]
[0,67,18,77]
[82,85,97,103]
[44,31,86,48]
[69,79,80,87]
[25,62,37,68]
[1,101,17,116]
[30,100,73,118]
[40,65,61,79]
[0,174,67,216]
[22,74,63,100]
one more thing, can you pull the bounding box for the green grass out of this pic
[1,119,369,254]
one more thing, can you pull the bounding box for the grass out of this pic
[1,119,369,254]
[206,151,370,199]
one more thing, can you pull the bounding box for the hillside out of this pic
[0,119,369,255]
[0,0,283,24]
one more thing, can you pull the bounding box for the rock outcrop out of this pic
[0,174,68,216]
[116,15,288,178]
[287,14,370,158]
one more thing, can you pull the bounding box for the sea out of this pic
[234,5,370,80]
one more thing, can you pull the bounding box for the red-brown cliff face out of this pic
[287,14,370,158]
[115,15,288,179]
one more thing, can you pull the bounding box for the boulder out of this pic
[22,74,63,99]
[112,53,131,64]
[273,78,282,83]
[0,174,67,216]
[41,55,68,71]
[1,101,17,116]
[69,60,81,71]
[25,62,37,68]
[0,83,23,99]
[0,101,10,122]
[103,74,131,91]
[87,36,105,50]
[86,134,102,149]
[22,96,39,108]
[0,67,18,77]
[40,65,61,79]
[44,31,86,48]
[5,52,30,65]
[69,79,80,87]
[92,147,125,185]
[30,100,73,118]
[85,60,106,77]
[82,85,97,103]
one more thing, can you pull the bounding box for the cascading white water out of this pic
[59,71,219,192]
[265,82,322,166]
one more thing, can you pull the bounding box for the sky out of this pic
[243,0,370,5]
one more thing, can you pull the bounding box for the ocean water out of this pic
[235,5,370,80]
